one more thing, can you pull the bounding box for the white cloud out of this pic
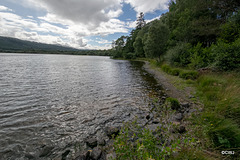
[0,0,168,50]
[94,19,129,36]
[38,13,73,26]
[125,0,169,14]
[0,5,13,12]
[146,15,161,23]
[0,9,125,49]
[126,21,137,28]
[86,43,112,50]
[27,15,34,19]
[26,0,123,27]
[0,11,81,48]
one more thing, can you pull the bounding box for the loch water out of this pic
[0,53,163,159]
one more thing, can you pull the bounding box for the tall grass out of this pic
[156,61,240,158]
[161,64,199,80]
[195,73,240,157]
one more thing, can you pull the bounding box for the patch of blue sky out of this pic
[118,3,137,21]
[87,39,105,46]
[38,18,69,29]
[0,0,46,19]
[86,32,130,46]
[105,32,130,40]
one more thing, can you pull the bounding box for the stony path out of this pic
[143,61,194,103]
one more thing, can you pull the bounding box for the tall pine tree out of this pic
[136,12,146,30]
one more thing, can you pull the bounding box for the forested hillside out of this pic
[0,36,112,56]
[111,0,240,71]
[0,36,78,52]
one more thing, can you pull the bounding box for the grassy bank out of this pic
[154,62,240,159]
[113,59,239,159]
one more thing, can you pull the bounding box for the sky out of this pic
[0,0,169,50]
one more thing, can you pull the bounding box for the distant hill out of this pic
[0,36,78,53]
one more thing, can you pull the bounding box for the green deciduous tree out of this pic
[133,37,144,57]
[144,20,170,61]
[112,36,126,58]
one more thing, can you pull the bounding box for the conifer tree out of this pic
[136,12,146,29]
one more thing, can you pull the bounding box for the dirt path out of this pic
[143,61,194,103]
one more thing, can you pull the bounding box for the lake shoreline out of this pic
[107,60,207,159]
[70,60,202,160]
[142,61,194,103]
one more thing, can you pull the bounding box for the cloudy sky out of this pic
[0,0,169,50]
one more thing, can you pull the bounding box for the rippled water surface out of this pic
[0,53,163,159]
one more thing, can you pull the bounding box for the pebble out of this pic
[39,146,54,157]
[174,113,183,121]
[90,147,102,160]
[86,138,98,148]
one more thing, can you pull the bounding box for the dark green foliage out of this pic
[188,43,215,69]
[220,22,240,43]
[124,36,135,53]
[168,0,221,46]
[166,97,180,110]
[212,0,240,23]
[161,64,180,76]
[219,12,240,43]
[144,20,169,61]
[212,38,240,71]
[166,42,192,67]
[161,64,171,73]
[170,68,181,76]
[112,36,126,58]
[188,43,205,69]
[133,37,144,57]
[123,52,136,59]
[136,12,146,30]
[179,70,199,80]
[162,64,198,79]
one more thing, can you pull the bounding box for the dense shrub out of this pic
[123,52,136,59]
[166,97,180,110]
[212,38,240,71]
[169,68,181,76]
[161,64,171,73]
[220,12,240,43]
[188,43,214,69]
[179,70,199,80]
[165,42,192,67]
[161,64,198,79]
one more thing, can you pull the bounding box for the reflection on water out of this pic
[0,53,163,159]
